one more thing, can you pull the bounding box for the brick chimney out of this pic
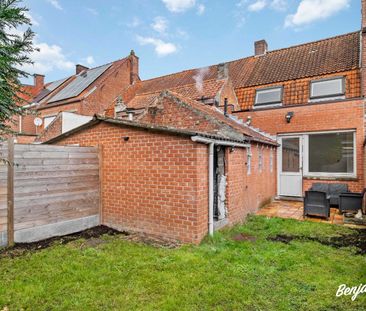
[129,50,139,84]
[361,0,366,97]
[254,40,268,56]
[33,74,44,90]
[76,64,89,74]
[217,63,229,80]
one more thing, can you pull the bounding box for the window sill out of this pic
[253,103,282,110]
[303,175,358,182]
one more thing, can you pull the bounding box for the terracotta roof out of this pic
[228,31,360,88]
[127,90,276,145]
[129,79,225,109]
[132,31,359,92]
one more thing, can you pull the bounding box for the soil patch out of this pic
[0,225,125,258]
[232,233,257,242]
[122,233,180,248]
[268,229,366,255]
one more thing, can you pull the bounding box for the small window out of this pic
[255,87,282,107]
[310,77,345,100]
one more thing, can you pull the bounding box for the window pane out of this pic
[282,138,300,172]
[309,132,354,174]
[311,78,344,98]
[256,87,281,105]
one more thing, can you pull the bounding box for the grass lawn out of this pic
[0,215,365,310]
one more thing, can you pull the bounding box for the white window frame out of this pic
[303,130,356,178]
[270,148,273,173]
[247,147,252,175]
[258,145,263,173]
[254,86,283,109]
[309,77,345,102]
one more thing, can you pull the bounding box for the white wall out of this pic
[61,112,92,134]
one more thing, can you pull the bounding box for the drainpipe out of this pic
[191,136,250,236]
[208,142,214,236]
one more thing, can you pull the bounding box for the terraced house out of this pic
[13,0,366,242]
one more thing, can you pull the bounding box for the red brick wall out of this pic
[37,102,80,132]
[235,99,365,192]
[226,144,277,223]
[54,122,209,243]
[53,121,277,243]
[36,113,62,143]
[217,79,240,111]
[79,60,132,116]
[235,70,360,110]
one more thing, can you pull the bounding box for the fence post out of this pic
[98,144,103,225]
[7,137,14,246]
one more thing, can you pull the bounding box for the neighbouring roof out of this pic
[33,77,70,103]
[132,31,359,93]
[129,79,226,109]
[47,63,112,103]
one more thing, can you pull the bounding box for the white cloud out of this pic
[270,0,287,11]
[127,17,141,28]
[137,36,178,56]
[285,0,350,27]
[151,16,168,33]
[248,0,267,12]
[86,8,99,16]
[22,42,74,75]
[82,56,95,66]
[197,4,205,15]
[162,0,196,13]
[46,0,63,10]
[24,12,40,27]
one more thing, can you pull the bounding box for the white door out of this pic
[278,136,303,197]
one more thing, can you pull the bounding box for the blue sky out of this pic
[22,0,361,83]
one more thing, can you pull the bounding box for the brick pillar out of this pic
[129,50,139,85]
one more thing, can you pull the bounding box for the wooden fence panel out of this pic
[0,143,100,246]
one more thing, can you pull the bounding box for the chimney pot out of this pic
[33,74,45,90]
[76,64,89,75]
[254,40,268,56]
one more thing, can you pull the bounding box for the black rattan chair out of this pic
[304,190,330,219]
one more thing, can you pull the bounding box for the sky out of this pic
[22,0,361,84]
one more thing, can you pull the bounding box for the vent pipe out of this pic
[224,98,228,117]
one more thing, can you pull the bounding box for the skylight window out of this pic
[254,87,282,108]
[310,77,345,100]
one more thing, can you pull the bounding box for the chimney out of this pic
[361,0,366,97]
[224,98,228,117]
[254,40,268,56]
[217,63,229,80]
[33,74,44,90]
[76,64,89,74]
[129,50,139,84]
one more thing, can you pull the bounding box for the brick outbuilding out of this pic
[48,92,277,243]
